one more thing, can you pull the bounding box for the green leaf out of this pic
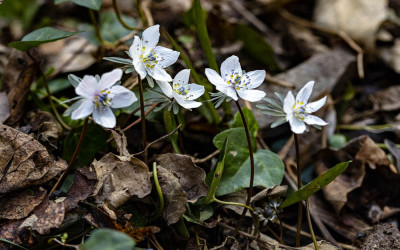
[54,0,104,10]
[281,161,351,208]
[81,228,135,250]
[234,24,280,72]
[163,108,180,154]
[328,134,347,149]
[36,78,72,99]
[8,27,80,52]
[216,149,284,196]
[78,11,136,45]
[63,124,108,168]
[232,107,258,137]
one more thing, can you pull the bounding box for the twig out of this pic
[192,149,220,163]
[265,74,295,89]
[231,0,271,34]
[121,102,158,132]
[51,239,79,250]
[141,0,154,26]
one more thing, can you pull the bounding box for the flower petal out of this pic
[71,99,94,120]
[303,115,328,126]
[156,80,173,98]
[110,85,137,108]
[217,86,238,101]
[288,115,306,134]
[93,107,116,128]
[305,96,327,113]
[142,25,160,56]
[186,83,204,100]
[173,69,190,86]
[283,91,295,115]
[220,55,242,81]
[153,46,180,68]
[174,94,202,109]
[129,36,142,60]
[76,75,98,98]
[147,66,172,82]
[205,68,226,88]
[98,69,123,90]
[296,80,314,104]
[237,89,266,102]
[241,70,266,89]
[133,60,147,79]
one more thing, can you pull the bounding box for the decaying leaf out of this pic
[251,185,287,204]
[0,220,29,249]
[111,129,130,156]
[157,165,187,225]
[0,92,10,124]
[26,111,61,150]
[153,153,208,202]
[0,124,67,194]
[91,153,152,208]
[0,187,46,220]
[210,236,240,250]
[31,197,65,234]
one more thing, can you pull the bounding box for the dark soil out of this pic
[361,223,400,250]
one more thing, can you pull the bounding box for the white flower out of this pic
[70,69,137,128]
[129,24,180,82]
[283,81,328,134]
[205,55,266,102]
[158,69,205,109]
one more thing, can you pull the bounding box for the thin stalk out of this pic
[306,200,319,250]
[213,197,254,212]
[89,9,113,46]
[152,162,164,220]
[49,118,88,195]
[136,0,147,26]
[27,51,71,130]
[294,133,302,247]
[234,100,255,232]
[173,113,184,154]
[138,75,147,164]
[113,0,136,30]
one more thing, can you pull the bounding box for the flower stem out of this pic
[213,197,254,212]
[49,118,88,196]
[294,134,319,249]
[173,113,184,154]
[138,75,147,164]
[112,0,136,30]
[234,100,255,233]
[151,162,164,220]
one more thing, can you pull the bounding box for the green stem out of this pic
[213,197,254,212]
[174,113,184,154]
[113,0,136,30]
[234,101,255,233]
[49,118,88,196]
[306,199,319,250]
[205,160,224,204]
[89,9,113,46]
[152,162,164,220]
[136,0,147,26]
[294,133,302,247]
[138,75,147,164]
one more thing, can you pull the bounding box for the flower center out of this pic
[173,84,193,100]
[140,49,158,68]
[292,101,307,120]
[225,71,251,90]
[94,89,112,108]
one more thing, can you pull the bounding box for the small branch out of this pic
[113,0,137,30]
[192,149,220,163]
[265,74,295,89]
[51,239,79,250]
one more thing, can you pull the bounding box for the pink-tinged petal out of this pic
[110,85,137,108]
[153,46,180,68]
[173,69,190,86]
[142,25,160,56]
[220,55,242,81]
[303,115,328,126]
[237,89,266,102]
[76,75,98,98]
[156,80,173,98]
[129,36,142,59]
[283,91,295,114]
[71,99,94,120]
[241,70,266,89]
[288,116,306,134]
[205,68,225,88]
[93,107,116,128]
[133,60,147,79]
[174,94,202,109]
[305,96,327,113]
[186,83,204,100]
[98,69,123,90]
[147,66,172,82]
[296,81,314,104]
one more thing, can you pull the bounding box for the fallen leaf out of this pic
[157,165,187,224]
[251,185,288,204]
[26,111,61,150]
[153,153,208,203]
[210,236,240,250]
[31,197,65,234]
[0,92,10,124]
[64,168,97,212]
[0,220,29,249]
[91,153,152,208]
[111,129,130,157]
[0,124,67,194]
[0,187,46,220]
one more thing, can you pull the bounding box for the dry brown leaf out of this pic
[0,187,46,220]
[153,153,208,203]
[111,129,130,156]
[91,153,152,208]
[251,185,287,203]
[26,111,61,150]
[64,168,97,212]
[157,165,187,225]
[0,92,10,124]
[210,236,240,250]
[0,124,67,194]
[31,197,65,234]
[0,220,29,249]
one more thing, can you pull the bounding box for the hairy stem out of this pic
[138,75,147,164]
[49,118,88,195]
[234,101,255,233]
[112,0,136,30]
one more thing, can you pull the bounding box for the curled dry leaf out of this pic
[153,153,208,203]
[0,187,46,220]
[26,111,61,150]
[0,124,67,194]
[251,185,287,204]
[210,236,240,250]
[157,165,187,225]
[91,153,152,208]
